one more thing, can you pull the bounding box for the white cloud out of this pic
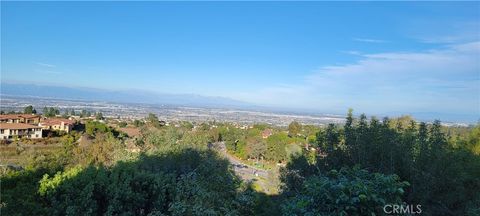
[236,41,480,116]
[353,38,388,43]
[34,62,62,75]
[36,62,56,68]
[406,21,480,44]
[341,50,363,56]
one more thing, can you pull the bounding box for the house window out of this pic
[0,129,3,134]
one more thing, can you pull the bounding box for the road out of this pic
[214,142,268,176]
[211,142,278,193]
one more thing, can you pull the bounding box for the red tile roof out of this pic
[0,114,40,120]
[40,118,76,126]
[262,129,273,138]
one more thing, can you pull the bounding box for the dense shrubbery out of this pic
[0,169,52,215]
[37,149,257,216]
[85,121,114,136]
[288,110,480,215]
[281,167,408,216]
[140,125,212,153]
[219,125,305,163]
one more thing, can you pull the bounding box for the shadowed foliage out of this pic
[2,149,275,216]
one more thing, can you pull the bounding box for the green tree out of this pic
[147,113,161,128]
[85,121,111,137]
[80,110,88,117]
[417,122,429,168]
[73,133,125,166]
[429,120,447,156]
[467,125,480,155]
[266,133,288,162]
[43,106,49,116]
[118,122,128,128]
[24,105,36,114]
[133,119,144,127]
[247,136,266,161]
[95,112,104,120]
[344,108,355,165]
[41,106,59,117]
[316,123,342,168]
[288,121,302,137]
[281,167,409,216]
[61,109,69,118]
[309,110,480,215]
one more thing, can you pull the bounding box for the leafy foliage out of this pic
[147,113,161,128]
[118,121,127,128]
[23,105,37,114]
[42,106,60,117]
[265,133,288,162]
[281,167,408,216]
[37,149,257,216]
[308,111,480,215]
[288,121,302,137]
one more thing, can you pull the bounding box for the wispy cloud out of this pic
[235,41,480,116]
[353,38,388,43]
[34,62,62,75]
[405,21,479,44]
[341,50,363,56]
[36,62,56,68]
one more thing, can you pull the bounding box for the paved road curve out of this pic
[211,142,269,181]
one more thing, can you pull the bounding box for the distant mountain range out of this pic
[1,82,478,124]
[0,83,252,108]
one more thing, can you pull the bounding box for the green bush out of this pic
[37,149,258,216]
[281,167,408,216]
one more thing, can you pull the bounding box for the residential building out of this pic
[262,129,273,139]
[39,118,76,133]
[0,114,41,124]
[0,123,42,140]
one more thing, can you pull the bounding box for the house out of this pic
[118,127,141,137]
[262,129,273,139]
[68,116,81,121]
[0,114,41,124]
[159,120,167,126]
[39,118,76,133]
[0,123,42,140]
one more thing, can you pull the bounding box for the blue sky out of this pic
[1,2,479,118]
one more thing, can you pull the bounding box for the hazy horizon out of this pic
[2,2,479,120]
[1,82,478,124]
